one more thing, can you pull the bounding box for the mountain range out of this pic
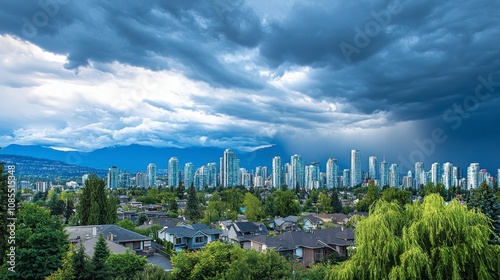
[0,144,291,173]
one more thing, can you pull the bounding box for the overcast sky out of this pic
[0,0,499,172]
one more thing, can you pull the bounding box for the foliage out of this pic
[137,214,148,226]
[185,185,201,221]
[64,199,75,224]
[328,194,500,280]
[170,242,292,280]
[48,193,66,216]
[4,203,68,280]
[381,187,412,207]
[106,250,148,280]
[45,248,75,280]
[132,264,170,280]
[0,163,9,267]
[72,244,90,280]
[355,183,380,212]
[468,182,500,244]
[89,234,110,280]
[243,192,263,221]
[117,219,136,231]
[331,190,343,213]
[267,190,301,217]
[77,174,116,225]
[419,182,446,198]
[317,192,333,213]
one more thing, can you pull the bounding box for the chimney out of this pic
[107,232,114,242]
[341,226,344,231]
[92,227,97,237]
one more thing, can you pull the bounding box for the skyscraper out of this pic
[305,162,320,190]
[351,150,361,187]
[452,166,461,187]
[184,162,195,188]
[326,158,339,189]
[206,162,217,188]
[380,159,388,187]
[389,163,399,187]
[222,149,239,187]
[414,162,424,189]
[403,170,413,188]
[107,166,119,189]
[135,172,148,188]
[431,162,441,185]
[368,156,378,181]
[467,163,480,189]
[442,162,453,189]
[168,157,180,187]
[342,169,350,187]
[272,156,282,189]
[147,163,156,187]
[497,169,500,188]
[291,154,305,189]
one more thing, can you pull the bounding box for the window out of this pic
[175,237,182,244]
[195,236,204,243]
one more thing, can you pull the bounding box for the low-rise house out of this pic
[66,225,153,254]
[272,215,299,232]
[303,215,324,232]
[250,227,354,267]
[226,222,269,248]
[158,223,222,251]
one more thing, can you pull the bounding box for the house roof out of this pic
[79,237,129,256]
[161,226,222,238]
[233,222,268,234]
[251,228,355,252]
[303,215,323,224]
[66,225,151,243]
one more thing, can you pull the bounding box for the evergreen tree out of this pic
[48,194,66,216]
[105,250,147,280]
[5,203,68,280]
[106,194,118,224]
[72,244,89,280]
[468,182,500,244]
[77,175,93,225]
[88,176,108,225]
[90,234,110,280]
[64,199,75,224]
[169,199,178,212]
[185,184,200,221]
[355,182,380,212]
[243,192,263,221]
[331,190,343,213]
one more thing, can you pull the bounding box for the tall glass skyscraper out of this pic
[291,154,304,189]
[467,163,480,189]
[431,162,441,185]
[272,156,282,189]
[351,150,361,187]
[184,162,195,188]
[380,159,388,187]
[147,163,156,187]
[389,163,399,187]
[442,162,453,189]
[326,158,339,189]
[168,157,180,187]
[414,162,424,189]
[368,156,378,181]
[107,166,119,189]
[222,149,239,187]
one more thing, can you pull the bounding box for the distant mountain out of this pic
[1,144,290,172]
[0,154,106,179]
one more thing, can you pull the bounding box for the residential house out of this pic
[158,223,222,251]
[250,227,354,267]
[303,215,324,232]
[226,222,269,248]
[271,215,299,232]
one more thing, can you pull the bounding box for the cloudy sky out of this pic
[0,0,499,172]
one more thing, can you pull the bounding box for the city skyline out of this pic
[0,1,499,172]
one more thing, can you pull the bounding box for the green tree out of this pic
[202,193,224,223]
[317,192,333,213]
[45,248,75,280]
[132,264,170,280]
[185,185,201,221]
[48,193,66,216]
[468,182,500,244]
[331,190,343,213]
[137,214,148,226]
[106,194,119,224]
[355,182,380,212]
[329,194,500,280]
[90,234,110,280]
[77,174,116,225]
[243,192,263,221]
[381,187,412,207]
[169,199,179,212]
[273,190,301,217]
[64,199,75,224]
[72,244,90,280]
[106,250,148,280]
[117,219,136,231]
[4,203,68,280]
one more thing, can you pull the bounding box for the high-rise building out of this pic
[184,162,195,188]
[431,162,441,185]
[452,166,461,187]
[284,163,292,189]
[403,170,413,188]
[414,162,424,189]
[497,169,500,188]
[368,156,378,181]
[350,150,361,187]
[107,166,119,189]
[326,158,339,189]
[222,149,239,187]
[136,172,148,188]
[168,157,180,187]
[389,163,399,187]
[305,162,320,190]
[119,172,131,188]
[467,163,480,189]
[342,169,350,187]
[206,162,217,188]
[442,162,453,189]
[380,159,388,187]
[147,163,157,187]
[291,154,305,189]
[272,156,282,189]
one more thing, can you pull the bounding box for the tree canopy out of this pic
[329,194,500,280]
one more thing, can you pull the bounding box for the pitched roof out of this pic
[233,222,268,234]
[79,237,129,256]
[66,225,151,243]
[303,214,323,224]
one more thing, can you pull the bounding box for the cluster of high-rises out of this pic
[103,148,499,190]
